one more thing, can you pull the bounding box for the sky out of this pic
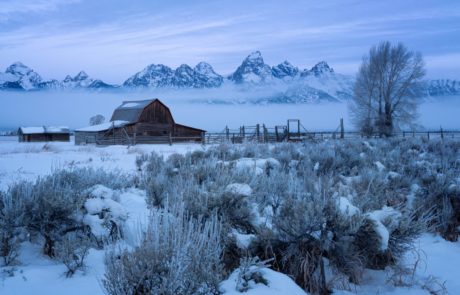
[0,0,459,84]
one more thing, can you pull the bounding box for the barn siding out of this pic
[138,100,175,124]
[18,133,70,142]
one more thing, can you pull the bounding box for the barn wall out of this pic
[138,101,174,124]
[173,124,203,137]
[75,131,101,145]
[50,134,70,142]
[133,122,173,136]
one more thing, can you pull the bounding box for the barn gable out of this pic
[110,99,175,125]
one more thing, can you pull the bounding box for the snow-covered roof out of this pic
[75,120,129,132]
[119,100,153,110]
[111,99,164,123]
[19,126,69,134]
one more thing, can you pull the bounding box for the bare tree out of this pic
[350,41,425,137]
[89,114,105,126]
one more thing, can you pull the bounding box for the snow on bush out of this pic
[83,185,128,242]
[220,257,306,295]
[135,138,458,293]
[0,168,130,273]
[226,183,252,197]
[366,206,402,251]
[103,204,223,295]
[338,196,360,217]
[1,137,458,294]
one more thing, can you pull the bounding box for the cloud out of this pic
[0,0,80,22]
[0,0,458,82]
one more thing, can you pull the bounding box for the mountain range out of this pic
[1,51,459,103]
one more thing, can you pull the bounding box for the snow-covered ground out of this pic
[0,137,459,295]
[0,136,203,191]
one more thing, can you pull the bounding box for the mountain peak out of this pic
[6,62,33,76]
[229,51,272,84]
[247,51,262,61]
[75,71,89,80]
[301,61,334,78]
[194,61,213,72]
[272,60,299,79]
[310,61,333,74]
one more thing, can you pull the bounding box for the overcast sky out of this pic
[1,0,459,84]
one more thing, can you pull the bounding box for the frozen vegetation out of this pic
[0,137,459,294]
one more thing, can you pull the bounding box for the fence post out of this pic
[263,124,268,143]
[242,126,245,139]
[201,132,205,145]
[340,118,344,139]
[275,126,279,142]
[225,126,229,142]
[440,127,444,140]
[169,132,172,145]
[427,132,430,140]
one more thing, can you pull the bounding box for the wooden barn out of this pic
[75,99,205,145]
[18,126,70,142]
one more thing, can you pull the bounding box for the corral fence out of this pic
[203,119,460,144]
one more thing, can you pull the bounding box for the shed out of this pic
[18,126,70,142]
[75,99,205,145]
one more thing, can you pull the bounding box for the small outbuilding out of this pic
[75,98,205,145]
[18,126,70,142]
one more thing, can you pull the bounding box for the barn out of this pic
[75,99,205,145]
[18,126,70,142]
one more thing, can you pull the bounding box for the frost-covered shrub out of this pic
[55,232,91,277]
[103,205,223,295]
[234,257,271,292]
[3,168,129,260]
[0,191,26,266]
[134,138,459,294]
[208,190,254,232]
[135,153,149,171]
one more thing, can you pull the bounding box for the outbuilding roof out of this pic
[75,120,129,132]
[18,126,69,135]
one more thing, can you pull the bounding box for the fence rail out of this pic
[203,128,460,144]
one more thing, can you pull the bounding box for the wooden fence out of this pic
[203,120,460,144]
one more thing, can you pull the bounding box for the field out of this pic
[0,136,459,295]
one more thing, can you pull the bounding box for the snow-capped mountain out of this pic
[1,53,459,104]
[123,62,223,88]
[60,71,115,89]
[272,61,299,80]
[0,62,43,90]
[301,61,334,77]
[123,64,175,88]
[0,63,115,90]
[193,62,223,87]
[228,51,273,84]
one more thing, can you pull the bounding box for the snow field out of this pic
[0,137,459,295]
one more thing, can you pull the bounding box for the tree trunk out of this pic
[43,234,55,257]
[384,101,393,137]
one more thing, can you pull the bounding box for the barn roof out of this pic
[108,98,205,132]
[111,99,166,123]
[75,120,129,132]
[19,126,69,135]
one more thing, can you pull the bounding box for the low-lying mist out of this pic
[0,88,458,132]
